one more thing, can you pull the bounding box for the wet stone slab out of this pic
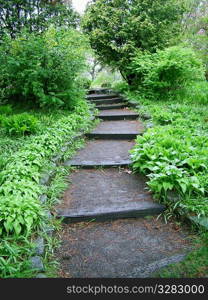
[99,108,138,116]
[86,120,144,139]
[87,93,118,100]
[96,103,127,110]
[56,218,192,278]
[90,98,123,105]
[65,140,135,167]
[56,169,164,221]
[98,109,139,121]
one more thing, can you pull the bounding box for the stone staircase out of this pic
[55,89,193,278]
[57,89,165,222]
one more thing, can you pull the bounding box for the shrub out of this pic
[0,105,13,115]
[101,82,112,88]
[112,81,129,93]
[0,27,88,109]
[130,46,205,99]
[185,81,208,105]
[83,0,185,84]
[1,113,39,136]
[79,78,92,90]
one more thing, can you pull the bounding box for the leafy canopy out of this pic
[82,0,185,81]
[0,0,79,39]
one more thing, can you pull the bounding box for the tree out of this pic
[182,0,208,79]
[82,0,185,84]
[87,56,103,81]
[0,0,79,39]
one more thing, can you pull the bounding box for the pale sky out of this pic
[72,0,90,14]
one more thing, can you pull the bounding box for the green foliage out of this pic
[112,81,129,94]
[78,77,92,90]
[101,82,111,88]
[0,101,93,238]
[182,0,208,79]
[0,105,13,115]
[185,81,208,104]
[83,0,185,83]
[0,0,79,39]
[129,46,205,99]
[1,113,39,136]
[0,27,88,108]
[0,237,34,278]
[129,91,208,219]
[131,126,207,198]
[153,232,208,278]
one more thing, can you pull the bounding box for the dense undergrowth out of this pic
[0,6,97,277]
[110,74,208,277]
[113,77,208,277]
[0,98,95,278]
[111,43,208,224]
[126,89,208,222]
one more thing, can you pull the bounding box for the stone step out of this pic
[86,120,144,140]
[98,109,139,121]
[56,169,165,223]
[64,140,135,168]
[87,94,119,100]
[57,216,191,278]
[96,103,127,110]
[88,88,111,95]
[90,98,123,105]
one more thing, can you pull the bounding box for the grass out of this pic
[153,232,208,278]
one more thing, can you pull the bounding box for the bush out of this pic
[0,27,88,109]
[1,113,39,136]
[83,0,185,84]
[130,46,205,99]
[0,105,13,115]
[79,78,92,90]
[112,81,129,93]
[185,81,208,105]
[101,82,112,88]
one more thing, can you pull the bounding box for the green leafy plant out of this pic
[0,0,79,39]
[0,27,89,108]
[1,113,39,136]
[0,105,13,115]
[83,0,185,84]
[0,99,95,278]
[0,237,35,278]
[128,89,208,221]
[129,46,205,99]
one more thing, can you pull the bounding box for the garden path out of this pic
[55,89,192,278]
